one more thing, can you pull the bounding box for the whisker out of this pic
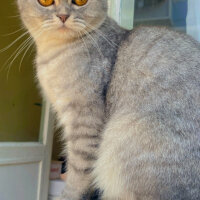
[73,19,87,29]
[7,25,55,78]
[78,31,91,62]
[19,40,34,72]
[85,22,118,48]
[0,22,52,53]
[41,21,57,29]
[81,29,104,61]
[73,22,86,30]
[28,43,36,58]
[43,19,54,23]
[19,26,54,70]
[1,27,26,37]
[7,14,21,18]
[5,37,33,79]
[3,29,40,77]
[73,18,85,24]
[0,30,30,53]
[2,23,53,79]
[73,19,118,48]
[1,36,32,72]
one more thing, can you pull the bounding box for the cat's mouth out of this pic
[58,24,67,29]
[57,24,73,32]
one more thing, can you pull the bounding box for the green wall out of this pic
[0,1,42,142]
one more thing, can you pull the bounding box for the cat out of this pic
[17,0,200,199]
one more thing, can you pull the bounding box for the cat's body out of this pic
[95,24,200,200]
[17,0,200,199]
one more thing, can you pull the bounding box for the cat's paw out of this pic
[56,187,81,200]
[56,194,78,200]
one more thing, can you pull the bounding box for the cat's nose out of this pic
[56,14,70,23]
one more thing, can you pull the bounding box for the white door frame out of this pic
[37,101,54,200]
[0,101,54,200]
[108,0,135,29]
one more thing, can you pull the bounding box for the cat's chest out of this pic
[36,48,87,104]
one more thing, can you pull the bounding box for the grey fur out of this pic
[17,0,200,199]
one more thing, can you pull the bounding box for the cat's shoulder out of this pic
[120,25,200,55]
[127,25,184,40]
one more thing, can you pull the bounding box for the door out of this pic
[108,0,135,29]
[0,1,55,200]
[0,102,54,200]
[187,0,200,42]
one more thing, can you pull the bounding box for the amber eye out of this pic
[72,0,88,6]
[38,0,54,7]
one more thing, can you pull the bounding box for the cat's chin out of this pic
[57,25,70,32]
[56,25,78,37]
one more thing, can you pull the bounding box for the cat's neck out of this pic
[35,34,79,57]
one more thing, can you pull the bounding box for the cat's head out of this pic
[17,0,107,46]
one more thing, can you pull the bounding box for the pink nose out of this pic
[56,14,70,23]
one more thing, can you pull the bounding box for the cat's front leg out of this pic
[58,165,92,200]
[58,185,95,200]
[59,99,104,200]
[58,184,80,200]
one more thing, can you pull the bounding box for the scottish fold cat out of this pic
[17,0,200,199]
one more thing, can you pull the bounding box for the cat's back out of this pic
[106,25,200,149]
[120,25,200,64]
[108,26,200,123]
[114,26,200,85]
[98,26,200,199]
